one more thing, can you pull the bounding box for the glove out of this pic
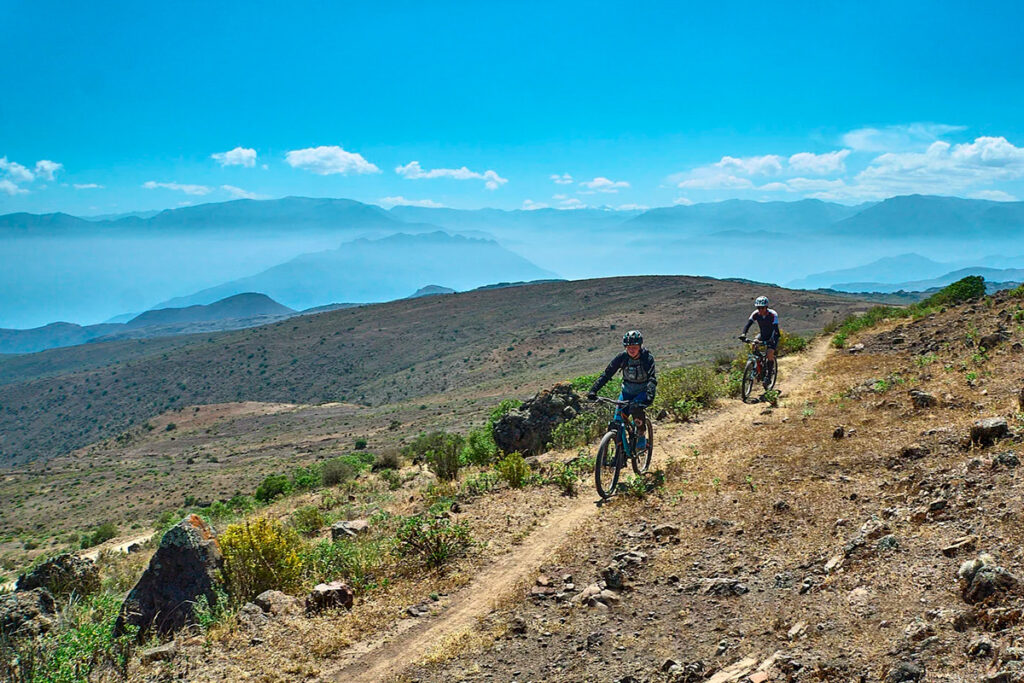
[586,391,597,401]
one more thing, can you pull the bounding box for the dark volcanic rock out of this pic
[0,588,57,639]
[16,553,100,598]
[972,418,1009,446]
[493,383,584,456]
[306,581,354,613]
[886,661,924,682]
[959,555,1019,604]
[114,514,223,640]
[908,389,938,409]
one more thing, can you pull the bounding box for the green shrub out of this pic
[80,522,118,549]
[553,463,579,497]
[460,427,497,466]
[354,438,368,450]
[570,373,622,399]
[496,452,530,489]
[290,464,322,491]
[921,275,984,307]
[379,469,403,490]
[653,365,722,421]
[371,450,402,471]
[423,433,464,482]
[394,515,472,568]
[219,518,304,600]
[0,593,136,682]
[255,473,292,503]
[302,537,389,592]
[322,458,358,487]
[777,331,808,355]
[461,471,499,498]
[488,398,522,423]
[548,410,608,449]
[289,506,326,536]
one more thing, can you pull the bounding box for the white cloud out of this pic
[841,123,966,152]
[395,161,508,190]
[557,197,586,210]
[787,150,850,175]
[378,196,446,208]
[33,160,62,181]
[969,189,1018,201]
[286,145,380,175]
[715,154,784,176]
[678,174,755,190]
[0,157,34,183]
[521,199,549,210]
[73,183,104,190]
[221,185,266,199]
[552,193,569,200]
[550,173,573,185]
[142,181,213,195]
[757,182,791,192]
[578,176,630,193]
[212,147,257,167]
[0,179,27,195]
[673,197,694,206]
[615,203,648,211]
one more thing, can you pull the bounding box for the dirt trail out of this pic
[327,339,832,682]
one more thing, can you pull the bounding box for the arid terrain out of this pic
[0,276,867,573]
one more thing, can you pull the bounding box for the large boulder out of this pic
[493,383,584,456]
[16,553,101,598]
[114,514,223,640]
[959,554,1019,604]
[972,418,1009,447]
[0,588,57,639]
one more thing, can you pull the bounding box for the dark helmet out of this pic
[622,330,643,346]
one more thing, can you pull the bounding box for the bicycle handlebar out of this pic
[589,396,632,406]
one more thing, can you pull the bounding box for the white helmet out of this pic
[755,296,769,307]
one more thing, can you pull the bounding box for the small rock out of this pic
[833,426,845,439]
[330,519,370,541]
[686,577,748,596]
[16,554,101,599]
[0,588,57,638]
[959,554,1019,604]
[824,555,844,573]
[908,389,938,409]
[237,602,268,629]
[972,418,1009,446]
[653,524,680,539]
[877,534,900,552]
[253,590,300,617]
[773,500,791,512]
[509,616,527,634]
[886,661,924,682]
[601,564,625,590]
[928,499,948,512]
[942,537,977,558]
[848,343,865,353]
[140,641,178,664]
[788,620,807,640]
[994,452,1020,469]
[966,635,995,658]
[306,581,354,613]
[900,443,931,460]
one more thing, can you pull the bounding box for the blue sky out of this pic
[2,1,1024,214]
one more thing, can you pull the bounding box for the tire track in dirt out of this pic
[327,339,832,682]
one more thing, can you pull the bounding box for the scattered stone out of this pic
[942,536,977,558]
[788,620,807,640]
[994,452,1021,469]
[509,616,527,634]
[0,588,56,638]
[908,389,938,409]
[685,578,749,596]
[980,332,1007,350]
[330,519,370,540]
[140,641,178,664]
[832,426,845,439]
[493,383,584,455]
[886,661,924,682]
[848,343,865,353]
[653,524,680,539]
[114,515,223,640]
[706,655,759,683]
[253,590,300,617]
[877,534,900,552]
[237,602,268,629]
[601,564,625,590]
[900,443,931,460]
[613,550,648,567]
[959,554,1019,604]
[928,499,948,512]
[16,553,100,598]
[306,581,355,613]
[972,418,1010,446]
[824,555,844,573]
[966,635,995,658]
[127,543,142,554]
[904,619,934,642]
[773,500,791,512]
[585,631,603,649]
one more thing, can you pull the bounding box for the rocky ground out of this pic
[401,290,1024,682]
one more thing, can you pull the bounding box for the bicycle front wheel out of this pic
[741,361,756,402]
[594,430,621,499]
[631,419,654,475]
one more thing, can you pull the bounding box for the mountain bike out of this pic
[590,396,654,499]
[738,336,777,402]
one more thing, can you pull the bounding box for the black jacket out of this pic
[589,348,657,402]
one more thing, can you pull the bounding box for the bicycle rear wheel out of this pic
[741,361,756,402]
[631,419,654,475]
[594,430,621,499]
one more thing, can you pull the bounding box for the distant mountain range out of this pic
[154,231,558,310]
[2,193,1024,329]
[789,253,1024,293]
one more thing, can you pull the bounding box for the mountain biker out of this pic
[739,295,779,388]
[586,330,657,451]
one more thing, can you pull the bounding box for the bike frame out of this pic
[595,397,638,463]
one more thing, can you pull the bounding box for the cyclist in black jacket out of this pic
[740,295,780,388]
[587,330,657,451]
